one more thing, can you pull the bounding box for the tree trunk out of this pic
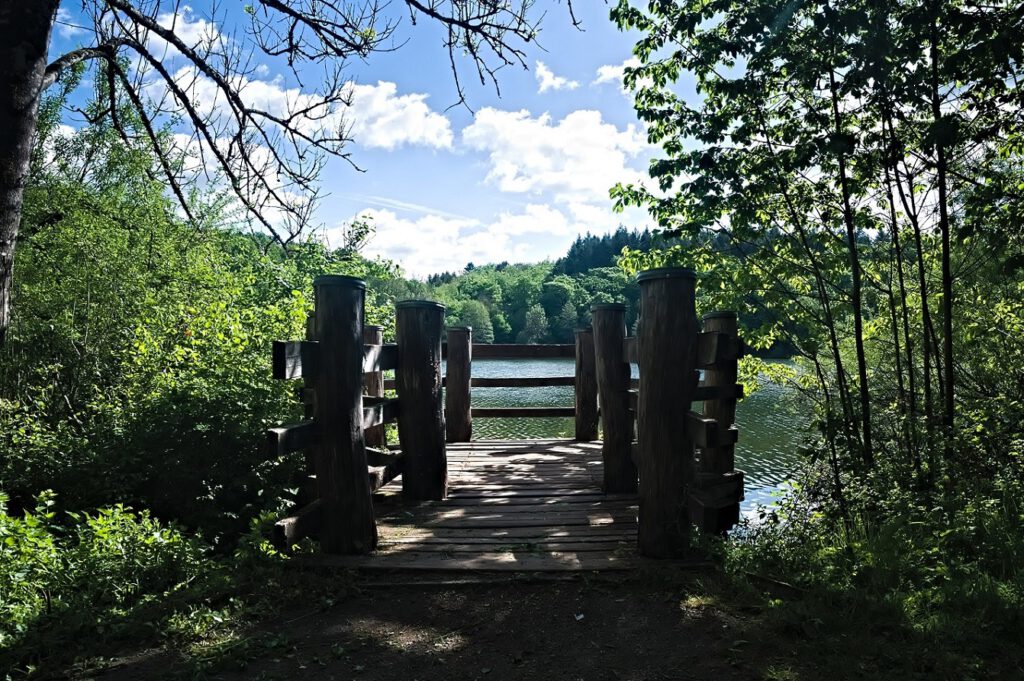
[930,7,956,450]
[0,0,59,346]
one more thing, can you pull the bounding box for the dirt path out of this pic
[94,571,782,681]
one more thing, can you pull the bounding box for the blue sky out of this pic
[51,2,674,276]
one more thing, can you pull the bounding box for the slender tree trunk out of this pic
[883,148,922,482]
[828,68,874,468]
[930,1,956,452]
[0,0,59,347]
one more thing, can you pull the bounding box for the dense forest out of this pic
[377,228,650,344]
[2,0,1024,678]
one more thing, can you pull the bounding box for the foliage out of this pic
[612,0,1024,665]
[0,491,210,670]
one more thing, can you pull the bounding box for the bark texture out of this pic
[0,0,59,346]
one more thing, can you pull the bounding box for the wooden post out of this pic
[312,275,377,554]
[701,312,738,474]
[636,267,699,558]
[592,304,637,493]
[445,326,472,443]
[693,311,742,533]
[363,325,386,449]
[574,327,599,441]
[396,300,447,500]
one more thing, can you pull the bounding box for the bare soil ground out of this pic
[89,569,789,681]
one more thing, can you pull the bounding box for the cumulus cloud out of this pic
[151,68,453,151]
[593,57,648,94]
[347,81,453,150]
[535,61,579,93]
[461,108,649,205]
[328,203,598,276]
[55,8,86,39]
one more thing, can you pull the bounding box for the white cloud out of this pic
[535,61,579,93]
[347,81,453,150]
[329,203,598,276]
[149,7,224,58]
[593,57,649,95]
[461,108,649,205]
[152,68,452,151]
[55,8,85,39]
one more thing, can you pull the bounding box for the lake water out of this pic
[458,358,807,513]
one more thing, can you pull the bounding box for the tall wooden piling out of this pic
[312,275,377,554]
[592,304,637,493]
[363,325,386,449]
[636,268,699,558]
[692,311,743,533]
[574,327,599,441]
[396,300,448,500]
[445,326,473,443]
[701,312,738,474]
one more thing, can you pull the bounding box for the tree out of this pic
[452,300,493,344]
[0,0,575,345]
[516,304,548,344]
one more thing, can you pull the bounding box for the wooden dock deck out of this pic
[323,439,642,571]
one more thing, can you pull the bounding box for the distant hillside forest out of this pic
[372,228,653,344]
[373,227,788,354]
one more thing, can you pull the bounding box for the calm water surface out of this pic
[452,358,807,512]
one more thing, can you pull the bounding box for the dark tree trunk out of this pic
[0,0,59,346]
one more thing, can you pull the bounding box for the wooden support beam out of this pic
[445,327,472,443]
[471,376,575,387]
[273,499,322,549]
[368,457,404,492]
[471,344,575,359]
[622,336,638,364]
[362,397,401,430]
[362,326,386,449]
[574,328,599,441]
[362,343,398,373]
[266,421,317,456]
[272,340,319,380]
[636,267,699,558]
[592,303,637,494]
[694,383,744,402]
[685,411,739,448]
[312,275,377,554]
[396,300,448,501]
[471,407,575,418]
[700,312,742,486]
[365,447,403,467]
[695,331,744,367]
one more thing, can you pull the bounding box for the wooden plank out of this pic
[375,540,634,554]
[622,336,638,364]
[266,421,317,455]
[308,551,643,572]
[362,397,400,430]
[471,376,575,388]
[375,524,637,540]
[273,499,322,548]
[362,343,398,373]
[695,331,744,367]
[379,533,635,546]
[381,499,637,516]
[366,447,403,467]
[471,344,575,359]
[272,340,319,380]
[694,382,745,402]
[471,407,575,418]
[685,413,739,449]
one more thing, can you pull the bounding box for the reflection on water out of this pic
[449,358,808,512]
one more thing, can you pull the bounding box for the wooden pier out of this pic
[267,268,746,571]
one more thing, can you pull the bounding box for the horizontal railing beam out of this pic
[471,376,575,388]
[471,407,575,418]
[272,340,319,380]
[266,421,317,456]
[362,397,400,430]
[362,343,398,373]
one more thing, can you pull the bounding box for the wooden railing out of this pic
[265,267,746,559]
[442,333,595,442]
